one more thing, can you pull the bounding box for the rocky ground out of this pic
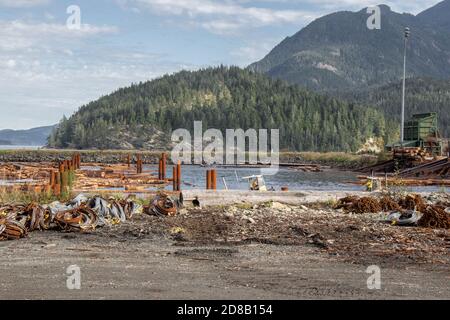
[1,198,449,300]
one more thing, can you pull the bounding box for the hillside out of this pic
[0,139,12,145]
[342,78,450,137]
[48,67,393,152]
[417,0,450,29]
[0,126,54,146]
[249,2,450,92]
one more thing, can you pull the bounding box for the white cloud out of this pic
[0,20,118,51]
[124,0,317,33]
[0,18,196,129]
[0,0,50,8]
[235,0,442,15]
[0,52,195,129]
[6,59,16,68]
[125,0,443,34]
[231,39,281,65]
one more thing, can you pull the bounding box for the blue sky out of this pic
[0,0,442,129]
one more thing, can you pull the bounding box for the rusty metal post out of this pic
[162,153,167,180]
[49,170,55,187]
[176,161,181,191]
[127,154,131,168]
[206,170,211,190]
[54,171,62,195]
[211,169,217,190]
[172,166,177,191]
[136,154,141,174]
[61,170,68,194]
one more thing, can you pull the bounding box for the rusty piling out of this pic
[206,170,211,190]
[176,161,181,191]
[172,166,177,191]
[162,153,167,180]
[211,169,217,190]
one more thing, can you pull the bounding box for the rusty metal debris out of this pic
[417,205,449,229]
[0,203,52,238]
[336,194,450,229]
[0,218,27,240]
[335,196,381,213]
[54,207,98,231]
[145,192,182,216]
[0,195,142,241]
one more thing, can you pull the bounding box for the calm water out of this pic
[171,166,362,191]
[142,165,445,193]
[1,162,445,193]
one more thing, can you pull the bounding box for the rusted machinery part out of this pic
[147,193,178,216]
[1,195,142,240]
[54,206,98,231]
[2,203,53,232]
[22,203,52,231]
[117,199,140,219]
[0,218,27,240]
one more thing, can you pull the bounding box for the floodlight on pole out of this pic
[401,27,410,144]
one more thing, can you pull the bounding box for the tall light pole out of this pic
[401,27,410,144]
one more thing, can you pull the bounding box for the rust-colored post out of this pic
[162,153,167,180]
[61,170,68,194]
[211,169,217,190]
[54,171,61,196]
[206,170,211,190]
[176,161,181,191]
[127,154,130,168]
[136,154,141,174]
[172,166,177,191]
[49,170,55,187]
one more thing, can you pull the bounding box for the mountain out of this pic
[47,67,393,152]
[417,0,450,29]
[249,2,450,92]
[341,77,450,137]
[0,125,55,146]
[0,139,12,145]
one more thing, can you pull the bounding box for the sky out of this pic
[0,0,443,130]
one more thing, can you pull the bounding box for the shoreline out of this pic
[0,149,380,170]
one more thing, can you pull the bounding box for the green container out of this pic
[404,113,439,142]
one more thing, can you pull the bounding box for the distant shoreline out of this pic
[0,145,42,151]
[0,149,380,170]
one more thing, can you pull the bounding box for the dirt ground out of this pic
[1,200,449,300]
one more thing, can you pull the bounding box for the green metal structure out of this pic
[404,113,439,141]
[387,113,444,156]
